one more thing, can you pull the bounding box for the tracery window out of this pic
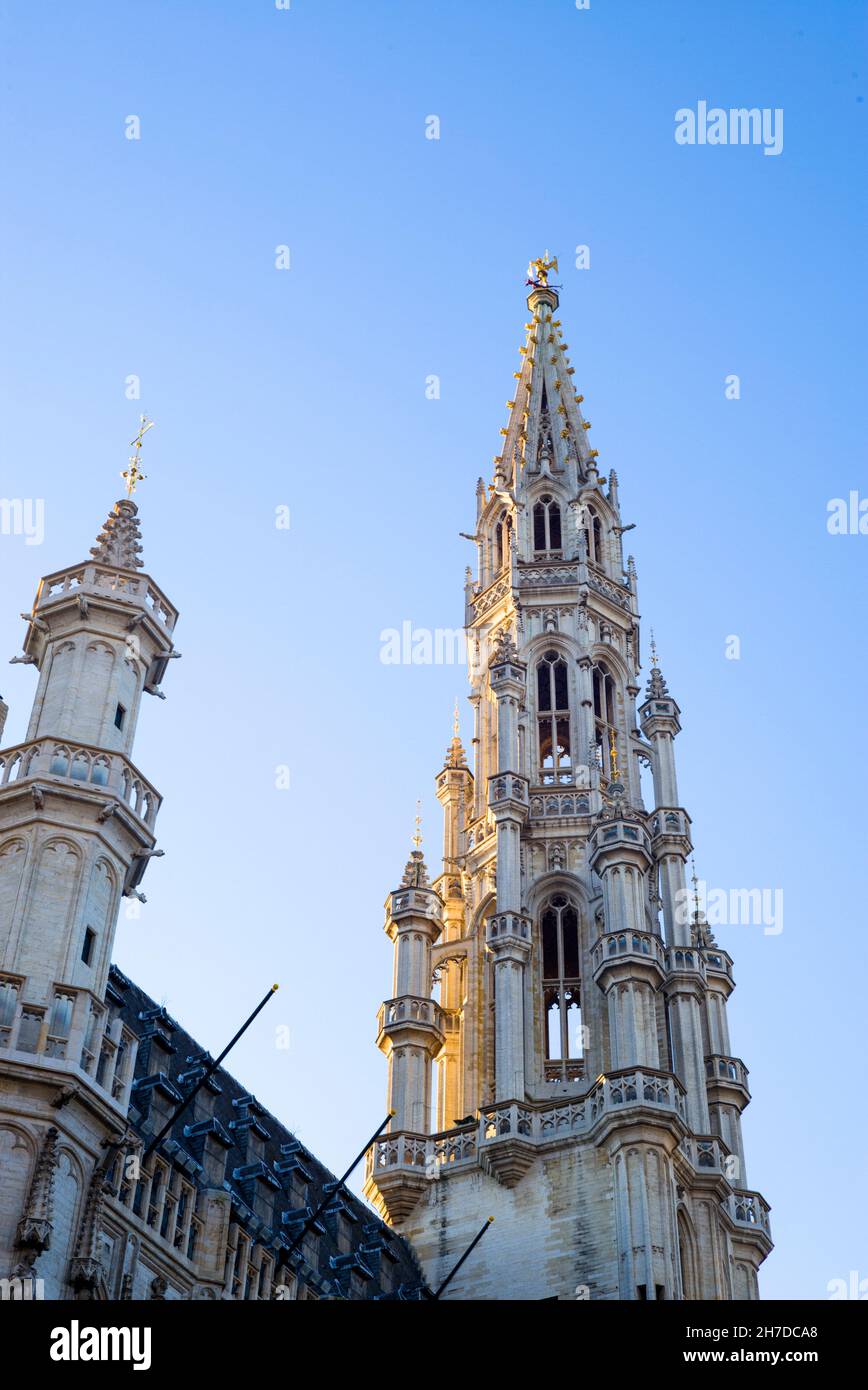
[584,505,605,569]
[592,660,619,783]
[533,494,562,557]
[493,513,512,574]
[541,896,583,1078]
[537,650,571,785]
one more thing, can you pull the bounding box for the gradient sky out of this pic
[1,0,866,1300]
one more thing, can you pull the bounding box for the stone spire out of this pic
[445,699,468,769]
[493,255,595,488]
[401,802,430,888]
[645,629,670,698]
[90,497,144,570]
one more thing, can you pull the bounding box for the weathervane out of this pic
[121,414,154,497]
[650,627,659,668]
[412,799,423,851]
[691,858,701,920]
[527,250,559,288]
[453,698,460,738]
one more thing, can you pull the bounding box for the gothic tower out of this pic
[364,260,772,1300]
[0,487,179,1294]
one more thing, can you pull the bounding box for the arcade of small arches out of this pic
[483,492,615,585]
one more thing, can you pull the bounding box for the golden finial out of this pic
[412,799,423,851]
[527,250,559,287]
[609,728,620,780]
[691,858,701,920]
[650,628,659,667]
[453,699,460,738]
[121,414,154,497]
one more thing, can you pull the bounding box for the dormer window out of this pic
[533,495,562,558]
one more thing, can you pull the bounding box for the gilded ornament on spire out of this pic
[527,251,559,287]
[121,415,154,497]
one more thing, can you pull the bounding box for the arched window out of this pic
[492,512,512,577]
[537,650,571,785]
[584,506,605,570]
[592,661,619,782]
[541,895,583,1079]
[533,495,562,557]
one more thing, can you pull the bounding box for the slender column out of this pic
[487,629,531,1101]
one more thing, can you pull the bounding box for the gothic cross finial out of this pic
[650,627,659,667]
[453,698,460,738]
[691,857,700,920]
[412,799,423,851]
[121,415,154,497]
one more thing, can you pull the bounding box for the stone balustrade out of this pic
[0,987,137,1112]
[0,738,161,828]
[377,996,444,1033]
[665,945,707,981]
[366,1066,688,1181]
[593,929,666,976]
[724,1190,772,1236]
[679,1134,731,1174]
[705,1054,749,1088]
[36,562,178,632]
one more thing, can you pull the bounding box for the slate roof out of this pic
[108,964,428,1300]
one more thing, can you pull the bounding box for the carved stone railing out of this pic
[665,945,707,982]
[0,986,137,1112]
[705,1054,749,1089]
[703,949,735,985]
[593,929,666,976]
[366,1067,688,1183]
[724,1190,772,1237]
[587,569,632,612]
[36,562,178,632]
[377,997,444,1032]
[679,1134,731,1175]
[528,790,592,819]
[517,563,580,590]
[0,738,161,828]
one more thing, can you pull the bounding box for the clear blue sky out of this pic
[1,0,865,1300]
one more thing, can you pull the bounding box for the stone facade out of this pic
[364,277,772,1300]
[0,499,426,1301]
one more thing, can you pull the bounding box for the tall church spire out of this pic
[366,261,772,1301]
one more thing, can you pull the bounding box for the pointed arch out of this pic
[535,648,572,785]
[532,493,563,558]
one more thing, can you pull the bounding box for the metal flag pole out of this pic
[141,982,279,1163]
[429,1216,495,1300]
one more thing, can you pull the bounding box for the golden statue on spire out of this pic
[527,251,559,287]
[121,415,154,497]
